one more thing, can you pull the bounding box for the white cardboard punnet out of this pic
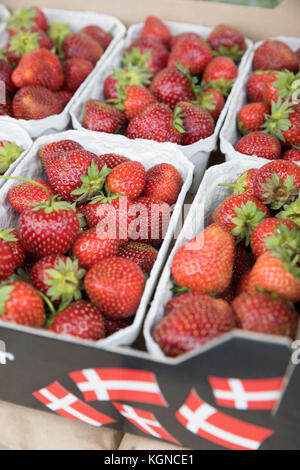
[0,4,9,35]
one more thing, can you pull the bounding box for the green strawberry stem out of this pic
[71,161,112,202]
[36,290,57,321]
[261,98,294,142]
[0,142,23,174]
[212,45,244,62]
[176,61,201,97]
[231,200,267,245]
[264,224,300,259]
[8,30,40,56]
[47,22,72,59]
[259,172,298,210]
[276,191,300,227]
[0,285,15,315]
[171,283,190,296]
[0,228,17,243]
[7,7,37,31]
[173,106,186,134]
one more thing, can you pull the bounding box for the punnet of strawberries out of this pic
[0,5,114,120]
[0,138,184,342]
[154,158,300,358]
[235,39,300,161]
[81,16,247,145]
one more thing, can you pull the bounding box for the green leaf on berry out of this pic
[231,200,266,245]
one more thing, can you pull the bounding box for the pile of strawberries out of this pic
[0,5,113,120]
[82,16,246,145]
[235,39,300,161]
[0,139,23,175]
[154,158,300,357]
[0,138,183,341]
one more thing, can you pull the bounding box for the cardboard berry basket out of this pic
[0,7,126,138]
[0,3,9,34]
[70,24,253,194]
[0,117,32,188]
[220,36,300,164]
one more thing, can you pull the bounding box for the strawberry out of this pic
[72,227,119,269]
[106,161,146,200]
[64,58,93,93]
[39,139,83,167]
[129,196,170,246]
[246,71,276,103]
[282,147,300,161]
[125,38,168,74]
[142,162,183,205]
[0,141,23,175]
[8,178,55,212]
[7,28,53,65]
[207,24,246,61]
[117,241,158,274]
[104,66,152,100]
[0,59,16,97]
[262,101,300,148]
[276,192,300,227]
[236,269,252,295]
[165,291,204,315]
[0,238,16,281]
[253,160,300,209]
[84,257,145,319]
[175,101,215,145]
[55,90,73,109]
[103,73,119,100]
[112,84,157,121]
[12,48,64,91]
[12,85,62,120]
[220,245,253,302]
[212,194,270,244]
[47,22,72,58]
[98,153,130,169]
[63,33,103,65]
[149,65,196,109]
[248,252,300,303]
[232,292,298,338]
[83,99,127,134]
[154,294,235,357]
[235,131,281,160]
[105,316,133,337]
[202,56,238,96]
[193,88,225,122]
[31,255,86,309]
[48,300,106,341]
[237,102,270,135]
[250,218,299,258]
[171,223,235,294]
[170,32,207,50]
[7,6,48,36]
[222,168,259,197]
[140,16,171,46]
[262,70,300,105]
[0,97,12,117]
[80,25,112,50]
[0,229,26,269]
[253,40,299,73]
[167,35,212,75]
[45,150,111,203]
[125,102,183,143]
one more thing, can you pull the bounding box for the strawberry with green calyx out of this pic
[47,22,72,59]
[72,227,119,270]
[124,39,168,75]
[104,66,152,101]
[263,223,300,259]
[122,48,153,74]
[261,100,300,147]
[219,169,259,197]
[277,191,300,227]
[250,218,299,259]
[202,56,237,97]
[207,24,246,61]
[193,88,225,122]
[0,141,23,175]
[175,102,215,145]
[235,131,281,160]
[8,179,55,213]
[237,102,270,135]
[262,70,300,105]
[7,6,48,36]
[0,228,26,269]
[110,84,157,121]
[82,99,127,134]
[7,29,53,65]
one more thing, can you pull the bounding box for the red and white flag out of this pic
[70,368,167,406]
[33,381,115,427]
[176,389,274,450]
[208,376,284,410]
[113,402,180,445]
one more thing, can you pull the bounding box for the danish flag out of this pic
[208,376,284,410]
[113,402,180,445]
[176,389,274,450]
[33,381,115,427]
[69,368,167,406]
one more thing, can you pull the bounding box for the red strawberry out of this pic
[171,223,235,294]
[103,73,119,100]
[7,28,53,65]
[12,49,64,91]
[207,24,246,61]
[125,103,183,144]
[232,292,298,338]
[12,85,63,120]
[140,16,171,46]
[194,88,225,122]
[237,102,270,135]
[169,32,207,50]
[142,163,183,205]
[253,40,299,73]
[0,96,12,117]
[80,25,112,50]
[7,6,48,36]
[222,168,259,197]
[220,245,253,303]
[105,316,133,337]
[103,66,152,100]
[117,241,158,274]
[282,148,300,161]
[202,56,238,96]
[212,194,270,244]
[0,141,23,175]
[98,153,130,169]
[72,227,119,269]
[63,33,103,65]
[263,101,300,148]
[84,257,145,319]
[235,131,281,160]
[154,294,235,357]
[8,178,55,212]
[150,66,196,109]
[125,37,168,75]
[262,70,299,105]
[39,139,83,167]
[175,101,215,145]
[83,99,127,134]
[0,229,26,269]
[129,196,171,246]
[0,59,16,97]
[168,35,212,75]
[0,238,16,281]
[49,300,105,341]
[165,291,204,315]
[64,58,93,93]
[236,269,252,295]
[55,90,73,109]
[253,160,300,209]
[47,22,72,58]
[30,255,85,308]
[250,218,299,259]
[246,71,276,103]
[106,160,146,200]
[113,84,157,121]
